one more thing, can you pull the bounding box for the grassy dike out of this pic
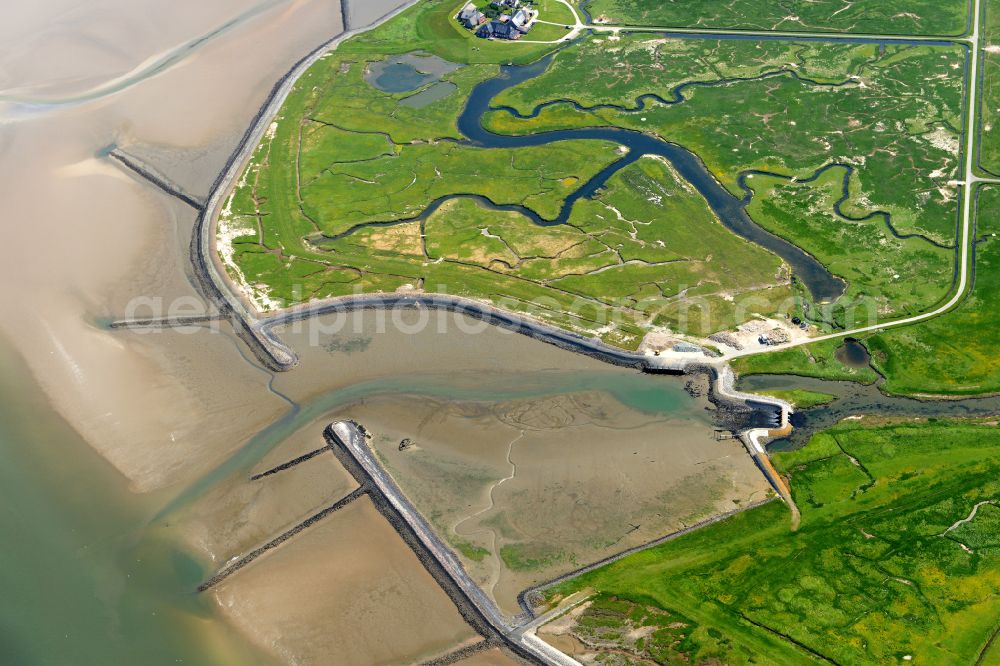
[544,418,1000,665]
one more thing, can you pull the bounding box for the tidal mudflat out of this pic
[154,306,750,661]
[0,0,347,495]
[0,0,349,657]
[336,385,769,616]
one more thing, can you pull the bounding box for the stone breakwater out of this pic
[107,148,205,210]
[197,485,368,591]
[265,293,692,370]
[189,1,422,372]
[324,420,575,666]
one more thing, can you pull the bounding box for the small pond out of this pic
[364,52,461,93]
[401,81,458,108]
[834,337,871,368]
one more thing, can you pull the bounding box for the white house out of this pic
[510,8,536,32]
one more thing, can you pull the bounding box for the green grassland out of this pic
[484,34,964,327]
[864,185,1000,395]
[220,5,808,343]
[732,336,880,384]
[519,0,578,41]
[225,113,793,339]
[492,35,887,110]
[743,167,954,327]
[740,184,1000,394]
[978,0,1000,175]
[219,2,972,356]
[547,419,1000,665]
[950,503,1000,555]
[584,0,969,36]
[755,389,837,409]
[730,343,878,384]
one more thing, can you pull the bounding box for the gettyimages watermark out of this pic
[118,282,882,346]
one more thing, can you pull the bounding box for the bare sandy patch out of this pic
[923,126,960,155]
[362,220,424,254]
[214,495,478,665]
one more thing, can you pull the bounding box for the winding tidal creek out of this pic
[317,52,850,302]
[460,55,848,303]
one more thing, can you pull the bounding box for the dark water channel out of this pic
[739,373,1000,451]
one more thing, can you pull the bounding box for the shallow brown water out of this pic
[0,0,346,493]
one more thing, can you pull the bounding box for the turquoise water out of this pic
[158,368,704,518]
[0,345,270,665]
[0,333,702,664]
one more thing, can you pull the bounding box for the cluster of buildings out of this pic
[457,1,537,40]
